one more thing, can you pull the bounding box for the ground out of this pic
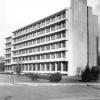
[0,74,100,100]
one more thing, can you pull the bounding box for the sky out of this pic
[0,0,99,56]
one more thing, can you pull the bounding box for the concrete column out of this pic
[55,63,57,72]
[61,62,63,72]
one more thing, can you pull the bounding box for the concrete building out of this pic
[5,0,99,76]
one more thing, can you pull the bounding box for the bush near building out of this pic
[49,72,62,82]
[81,66,100,82]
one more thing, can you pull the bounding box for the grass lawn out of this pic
[0,74,100,83]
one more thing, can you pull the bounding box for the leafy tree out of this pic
[16,63,21,75]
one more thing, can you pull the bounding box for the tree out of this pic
[16,63,21,75]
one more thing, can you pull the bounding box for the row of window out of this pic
[13,51,66,62]
[14,32,66,50]
[14,11,66,37]
[6,49,11,53]
[5,60,11,64]
[14,41,66,56]
[6,54,11,58]
[6,43,11,48]
[6,37,12,43]
[14,22,66,43]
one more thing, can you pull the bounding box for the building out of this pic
[5,36,12,72]
[5,0,99,76]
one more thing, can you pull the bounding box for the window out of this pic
[51,53,55,59]
[41,21,45,26]
[62,31,66,38]
[41,37,45,43]
[41,46,45,51]
[57,62,61,71]
[46,36,50,41]
[51,43,55,49]
[29,64,32,71]
[46,45,50,50]
[51,34,55,40]
[46,19,50,24]
[56,42,61,49]
[63,62,68,71]
[41,54,45,59]
[62,12,66,18]
[62,52,65,58]
[56,24,61,30]
[51,25,55,31]
[56,33,61,39]
[37,64,40,71]
[46,27,50,33]
[37,47,40,52]
[41,63,45,71]
[51,16,55,22]
[62,41,66,48]
[33,64,36,71]
[46,63,50,71]
[46,54,50,59]
[51,63,55,71]
[62,22,66,28]
[56,14,61,20]
[56,52,61,58]
[37,55,40,60]
[37,38,40,44]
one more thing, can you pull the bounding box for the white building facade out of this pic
[5,0,98,76]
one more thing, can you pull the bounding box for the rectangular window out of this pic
[51,16,55,22]
[56,42,61,49]
[37,47,40,52]
[41,54,45,60]
[57,62,61,71]
[37,64,40,71]
[56,33,61,39]
[46,19,50,24]
[51,53,55,59]
[51,25,55,31]
[46,27,50,33]
[56,52,61,58]
[46,63,50,71]
[46,45,50,50]
[33,64,36,71]
[62,52,65,58]
[51,34,55,40]
[46,36,50,41]
[62,41,66,48]
[41,46,45,51]
[51,43,55,49]
[51,63,55,71]
[37,55,40,60]
[46,54,50,59]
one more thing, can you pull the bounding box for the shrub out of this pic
[81,66,91,82]
[16,64,21,75]
[25,73,38,81]
[91,67,100,81]
[38,74,50,80]
[49,72,62,82]
[81,66,100,82]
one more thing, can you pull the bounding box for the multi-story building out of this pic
[5,36,12,72]
[5,0,99,76]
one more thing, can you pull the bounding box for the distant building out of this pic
[5,0,99,76]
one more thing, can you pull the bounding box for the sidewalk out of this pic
[0,82,100,87]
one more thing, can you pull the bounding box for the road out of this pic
[0,74,100,100]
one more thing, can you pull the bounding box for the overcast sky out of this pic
[0,0,99,56]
